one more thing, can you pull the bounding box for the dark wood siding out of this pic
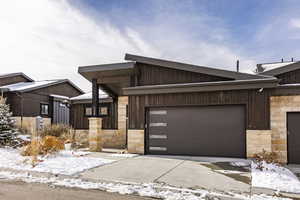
[0,75,31,86]
[135,63,233,86]
[276,68,300,84]
[129,89,270,130]
[70,102,117,130]
[5,82,82,117]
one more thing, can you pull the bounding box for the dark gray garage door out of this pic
[287,112,300,164]
[146,105,246,158]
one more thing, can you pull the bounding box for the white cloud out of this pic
[290,18,300,29]
[0,0,256,92]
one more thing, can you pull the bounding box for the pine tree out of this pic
[0,95,17,146]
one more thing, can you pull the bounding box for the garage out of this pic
[287,112,300,164]
[146,105,246,158]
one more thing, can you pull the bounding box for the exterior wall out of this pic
[276,65,300,84]
[129,89,271,130]
[246,130,272,158]
[127,129,144,154]
[135,63,233,86]
[88,118,102,151]
[84,96,128,149]
[0,75,31,87]
[12,116,51,135]
[269,95,300,163]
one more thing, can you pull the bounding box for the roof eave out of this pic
[260,62,300,76]
[123,78,279,95]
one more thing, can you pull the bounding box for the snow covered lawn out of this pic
[0,148,114,175]
[252,161,300,194]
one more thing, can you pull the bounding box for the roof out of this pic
[70,91,112,104]
[0,79,84,94]
[70,91,109,101]
[125,54,267,80]
[123,77,279,95]
[0,72,34,82]
[258,61,300,76]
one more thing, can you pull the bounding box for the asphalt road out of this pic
[0,180,153,200]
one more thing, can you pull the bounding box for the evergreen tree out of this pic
[0,95,17,146]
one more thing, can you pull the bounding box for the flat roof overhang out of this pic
[78,62,136,96]
[123,78,279,95]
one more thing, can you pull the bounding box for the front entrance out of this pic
[146,105,246,158]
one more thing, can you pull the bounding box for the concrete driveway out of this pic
[80,153,251,194]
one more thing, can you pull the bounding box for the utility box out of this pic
[36,116,44,132]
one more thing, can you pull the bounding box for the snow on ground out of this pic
[110,153,138,158]
[0,170,292,200]
[16,134,31,142]
[0,148,114,175]
[252,161,300,194]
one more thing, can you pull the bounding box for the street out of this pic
[0,180,153,200]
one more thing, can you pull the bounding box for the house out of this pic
[78,54,300,164]
[70,91,126,148]
[0,73,84,133]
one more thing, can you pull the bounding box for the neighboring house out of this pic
[78,54,300,164]
[0,72,33,87]
[0,73,84,133]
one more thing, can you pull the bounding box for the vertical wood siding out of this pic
[0,75,31,87]
[70,102,117,129]
[136,63,233,86]
[276,68,300,84]
[129,89,270,130]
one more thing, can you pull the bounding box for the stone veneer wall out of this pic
[86,96,128,150]
[269,95,300,163]
[13,116,51,135]
[127,129,144,154]
[246,130,272,158]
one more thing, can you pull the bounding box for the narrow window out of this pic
[40,103,49,116]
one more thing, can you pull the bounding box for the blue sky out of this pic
[0,0,299,91]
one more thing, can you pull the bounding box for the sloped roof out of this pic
[259,61,300,76]
[0,72,34,82]
[70,91,109,101]
[125,54,267,80]
[0,79,84,93]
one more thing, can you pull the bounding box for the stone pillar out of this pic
[88,117,102,152]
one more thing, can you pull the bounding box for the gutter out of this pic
[123,78,279,95]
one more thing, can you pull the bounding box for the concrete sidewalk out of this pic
[80,153,251,194]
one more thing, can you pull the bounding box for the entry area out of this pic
[287,112,300,164]
[146,105,246,158]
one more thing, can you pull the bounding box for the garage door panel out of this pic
[147,105,245,158]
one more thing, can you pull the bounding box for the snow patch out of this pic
[0,148,114,175]
[110,153,138,158]
[0,171,291,200]
[251,161,300,194]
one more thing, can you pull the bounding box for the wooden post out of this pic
[92,78,99,117]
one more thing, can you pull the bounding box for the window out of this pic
[85,105,109,117]
[40,103,49,116]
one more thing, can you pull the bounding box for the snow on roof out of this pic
[0,80,59,92]
[260,61,295,71]
[71,91,109,101]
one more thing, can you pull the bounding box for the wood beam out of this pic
[92,78,99,117]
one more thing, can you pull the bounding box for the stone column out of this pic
[88,117,102,152]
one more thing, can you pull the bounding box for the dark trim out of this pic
[124,78,279,95]
[78,62,135,73]
[125,53,266,80]
[92,79,99,117]
[0,72,34,82]
[260,61,300,76]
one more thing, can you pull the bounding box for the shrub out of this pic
[40,124,74,141]
[253,149,279,170]
[21,136,64,157]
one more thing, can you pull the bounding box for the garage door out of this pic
[287,112,300,164]
[146,105,246,158]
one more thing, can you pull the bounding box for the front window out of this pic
[85,105,109,117]
[40,103,49,116]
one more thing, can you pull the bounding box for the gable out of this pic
[136,63,233,86]
[26,82,83,98]
[0,75,31,87]
[276,68,300,84]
